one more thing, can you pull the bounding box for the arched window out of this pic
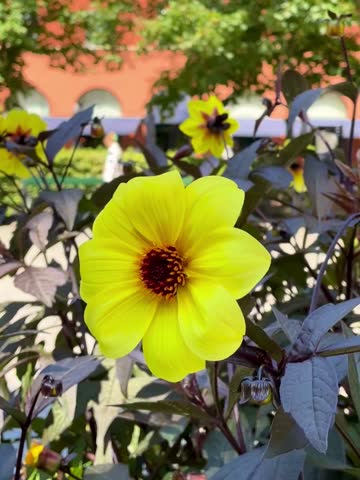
[307,92,347,120]
[76,89,122,118]
[15,89,50,116]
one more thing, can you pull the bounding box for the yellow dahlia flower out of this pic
[79,171,270,382]
[0,109,46,178]
[290,163,306,193]
[179,96,239,158]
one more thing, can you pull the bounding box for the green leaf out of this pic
[211,447,306,480]
[289,297,360,360]
[265,408,308,458]
[84,464,132,480]
[282,70,309,105]
[272,308,300,343]
[0,444,16,480]
[115,400,214,423]
[278,132,314,164]
[280,357,338,453]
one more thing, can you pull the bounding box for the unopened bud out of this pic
[172,144,193,161]
[239,377,253,404]
[326,21,345,37]
[250,379,272,404]
[91,117,105,138]
[25,442,62,473]
[41,375,63,398]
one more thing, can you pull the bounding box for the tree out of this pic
[0,0,143,93]
[139,0,359,108]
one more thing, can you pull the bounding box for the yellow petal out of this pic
[79,238,140,302]
[208,135,225,158]
[143,299,205,382]
[179,118,204,136]
[188,99,209,118]
[0,149,29,178]
[187,227,271,298]
[178,280,245,360]
[207,95,225,115]
[85,286,157,358]
[111,170,186,245]
[292,170,306,193]
[191,133,209,155]
[93,202,149,256]
[226,117,239,135]
[177,176,244,255]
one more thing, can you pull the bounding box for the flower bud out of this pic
[239,377,253,404]
[250,379,272,404]
[25,442,62,473]
[41,375,63,398]
[327,21,345,37]
[91,117,105,138]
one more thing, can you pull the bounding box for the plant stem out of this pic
[211,363,245,454]
[309,213,360,313]
[60,127,84,186]
[346,226,357,300]
[14,388,41,480]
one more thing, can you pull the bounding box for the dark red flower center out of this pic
[140,246,186,299]
[205,112,230,134]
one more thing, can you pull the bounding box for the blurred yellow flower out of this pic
[80,171,270,382]
[179,96,239,158]
[25,442,44,467]
[290,163,306,193]
[0,109,46,178]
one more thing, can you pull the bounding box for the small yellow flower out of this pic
[79,171,270,382]
[0,109,46,178]
[25,442,45,467]
[290,163,306,193]
[179,96,239,158]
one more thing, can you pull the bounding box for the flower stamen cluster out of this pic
[140,245,186,299]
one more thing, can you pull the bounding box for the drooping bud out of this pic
[40,375,63,398]
[91,117,105,138]
[250,379,272,404]
[25,442,62,473]
[239,377,253,404]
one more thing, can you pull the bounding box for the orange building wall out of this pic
[20,51,184,117]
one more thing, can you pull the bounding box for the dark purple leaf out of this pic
[45,106,93,164]
[27,356,101,417]
[26,210,53,250]
[211,447,306,480]
[288,88,323,131]
[14,266,67,307]
[280,357,338,453]
[0,261,22,279]
[40,189,83,230]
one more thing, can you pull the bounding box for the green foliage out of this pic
[0,0,140,93]
[140,0,359,107]
[1,55,360,480]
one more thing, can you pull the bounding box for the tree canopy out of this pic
[0,0,142,93]
[139,0,359,108]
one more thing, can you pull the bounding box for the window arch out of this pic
[76,89,122,118]
[15,89,50,116]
